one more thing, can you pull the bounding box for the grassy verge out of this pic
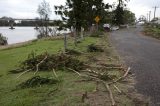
[0,35,147,106]
[143,24,160,40]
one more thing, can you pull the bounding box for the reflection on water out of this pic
[0,27,37,44]
[0,27,70,45]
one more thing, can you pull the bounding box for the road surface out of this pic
[109,26,160,106]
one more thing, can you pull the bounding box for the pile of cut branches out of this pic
[17,76,59,89]
[87,44,104,52]
[11,51,85,75]
[65,49,82,55]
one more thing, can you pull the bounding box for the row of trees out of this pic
[0,16,61,26]
[54,0,136,31]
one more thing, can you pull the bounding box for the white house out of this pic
[152,18,160,24]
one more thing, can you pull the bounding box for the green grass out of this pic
[0,37,98,106]
[144,25,160,39]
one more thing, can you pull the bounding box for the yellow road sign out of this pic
[95,16,100,23]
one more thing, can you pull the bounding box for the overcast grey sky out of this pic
[0,0,159,20]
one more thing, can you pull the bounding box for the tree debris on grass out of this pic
[10,51,85,75]
[65,49,82,55]
[70,66,131,106]
[87,44,104,52]
[17,76,59,89]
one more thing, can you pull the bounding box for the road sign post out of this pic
[95,16,100,31]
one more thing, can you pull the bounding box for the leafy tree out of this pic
[123,9,136,24]
[54,0,111,31]
[113,0,128,25]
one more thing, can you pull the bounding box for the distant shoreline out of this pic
[0,40,34,50]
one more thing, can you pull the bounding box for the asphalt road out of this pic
[109,26,160,106]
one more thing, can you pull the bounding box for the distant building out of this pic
[151,18,160,24]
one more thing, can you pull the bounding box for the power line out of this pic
[153,6,159,19]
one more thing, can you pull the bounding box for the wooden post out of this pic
[74,27,77,46]
[96,23,99,31]
[34,24,39,30]
[81,27,84,40]
[9,22,15,30]
[64,34,67,52]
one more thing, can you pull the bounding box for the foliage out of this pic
[90,31,104,37]
[65,49,82,55]
[112,0,129,25]
[15,51,85,72]
[87,44,104,52]
[54,0,111,31]
[17,76,59,89]
[0,33,8,45]
[123,9,136,24]
[144,24,160,39]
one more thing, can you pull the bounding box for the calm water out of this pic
[0,27,37,44]
[0,27,70,44]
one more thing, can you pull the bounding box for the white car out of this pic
[111,26,119,31]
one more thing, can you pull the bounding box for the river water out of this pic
[0,27,70,44]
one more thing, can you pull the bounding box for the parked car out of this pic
[110,26,119,31]
[103,24,111,31]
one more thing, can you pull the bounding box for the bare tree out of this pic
[37,0,51,38]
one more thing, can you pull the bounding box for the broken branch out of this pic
[108,67,131,85]
[34,55,48,75]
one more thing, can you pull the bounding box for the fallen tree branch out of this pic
[34,55,48,75]
[68,68,101,81]
[53,69,58,78]
[84,64,123,70]
[67,68,82,76]
[102,81,116,106]
[108,67,131,85]
[113,85,122,93]
[16,69,32,79]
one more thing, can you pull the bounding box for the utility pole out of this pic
[153,6,159,19]
[149,11,151,22]
[147,13,149,22]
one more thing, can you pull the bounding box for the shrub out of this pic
[0,33,8,45]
